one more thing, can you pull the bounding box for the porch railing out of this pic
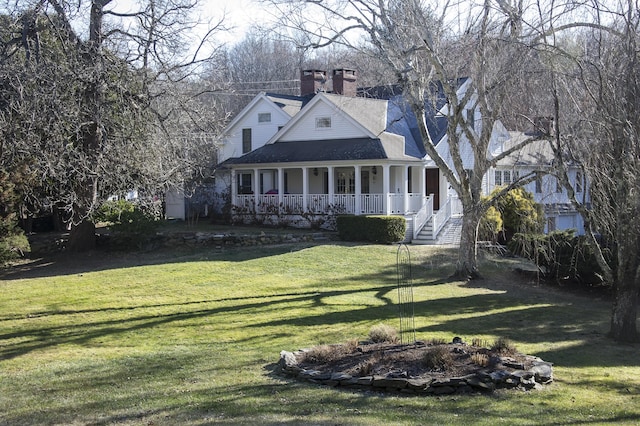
[234,193,424,216]
[407,193,424,213]
[412,195,434,240]
[388,194,404,214]
[359,194,384,214]
[432,196,452,239]
[332,194,356,214]
[451,195,463,217]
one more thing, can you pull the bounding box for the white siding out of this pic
[165,189,185,220]
[279,101,369,142]
[220,98,288,162]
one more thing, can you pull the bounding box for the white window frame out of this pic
[503,170,512,185]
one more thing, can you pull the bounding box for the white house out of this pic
[488,129,588,235]
[209,68,587,241]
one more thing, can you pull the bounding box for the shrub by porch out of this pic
[337,215,406,244]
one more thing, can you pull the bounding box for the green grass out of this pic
[1,243,639,425]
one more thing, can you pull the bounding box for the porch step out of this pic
[412,217,462,246]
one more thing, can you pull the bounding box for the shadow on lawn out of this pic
[3,269,637,370]
[0,242,324,280]
[2,249,637,371]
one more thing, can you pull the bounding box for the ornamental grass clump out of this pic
[471,352,490,367]
[302,339,359,364]
[491,337,517,355]
[471,337,490,348]
[422,345,454,371]
[368,324,398,343]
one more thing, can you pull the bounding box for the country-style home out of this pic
[168,69,587,242]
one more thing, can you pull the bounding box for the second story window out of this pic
[576,170,583,193]
[316,116,331,129]
[242,128,252,154]
[503,170,512,185]
[258,112,271,123]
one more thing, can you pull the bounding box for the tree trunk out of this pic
[609,283,639,342]
[609,248,640,342]
[67,217,96,251]
[454,206,482,279]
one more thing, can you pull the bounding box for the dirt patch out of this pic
[297,340,533,380]
[280,339,553,395]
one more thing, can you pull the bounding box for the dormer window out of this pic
[258,112,271,123]
[316,116,331,129]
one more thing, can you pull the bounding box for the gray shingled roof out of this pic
[321,93,388,136]
[265,93,304,117]
[495,134,554,166]
[221,138,390,165]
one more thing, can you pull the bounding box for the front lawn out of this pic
[1,243,639,425]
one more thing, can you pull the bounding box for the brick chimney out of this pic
[332,68,357,96]
[300,69,327,96]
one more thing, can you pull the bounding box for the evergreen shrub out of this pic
[337,215,406,243]
[95,200,160,250]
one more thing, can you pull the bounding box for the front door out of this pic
[426,169,440,209]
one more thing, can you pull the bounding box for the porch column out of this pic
[418,166,426,199]
[302,167,309,212]
[253,168,260,195]
[403,166,410,214]
[277,168,284,209]
[328,166,335,205]
[230,169,237,207]
[382,165,390,215]
[354,165,361,215]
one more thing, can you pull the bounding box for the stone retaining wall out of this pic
[28,230,336,255]
[278,348,553,396]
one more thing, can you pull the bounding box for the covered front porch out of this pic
[232,164,442,215]
[230,163,452,239]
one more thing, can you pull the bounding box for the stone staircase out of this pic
[412,216,462,246]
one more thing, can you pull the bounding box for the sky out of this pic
[103,0,271,47]
[203,0,272,44]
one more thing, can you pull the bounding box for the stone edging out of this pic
[278,349,553,395]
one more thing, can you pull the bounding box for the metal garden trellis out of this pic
[396,243,416,344]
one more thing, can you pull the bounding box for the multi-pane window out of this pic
[503,170,512,185]
[316,117,331,128]
[258,112,271,123]
[494,170,513,186]
[337,171,355,193]
[242,128,252,154]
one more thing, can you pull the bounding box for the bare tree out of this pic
[0,0,228,250]
[265,0,550,277]
[540,1,640,342]
[217,29,366,114]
